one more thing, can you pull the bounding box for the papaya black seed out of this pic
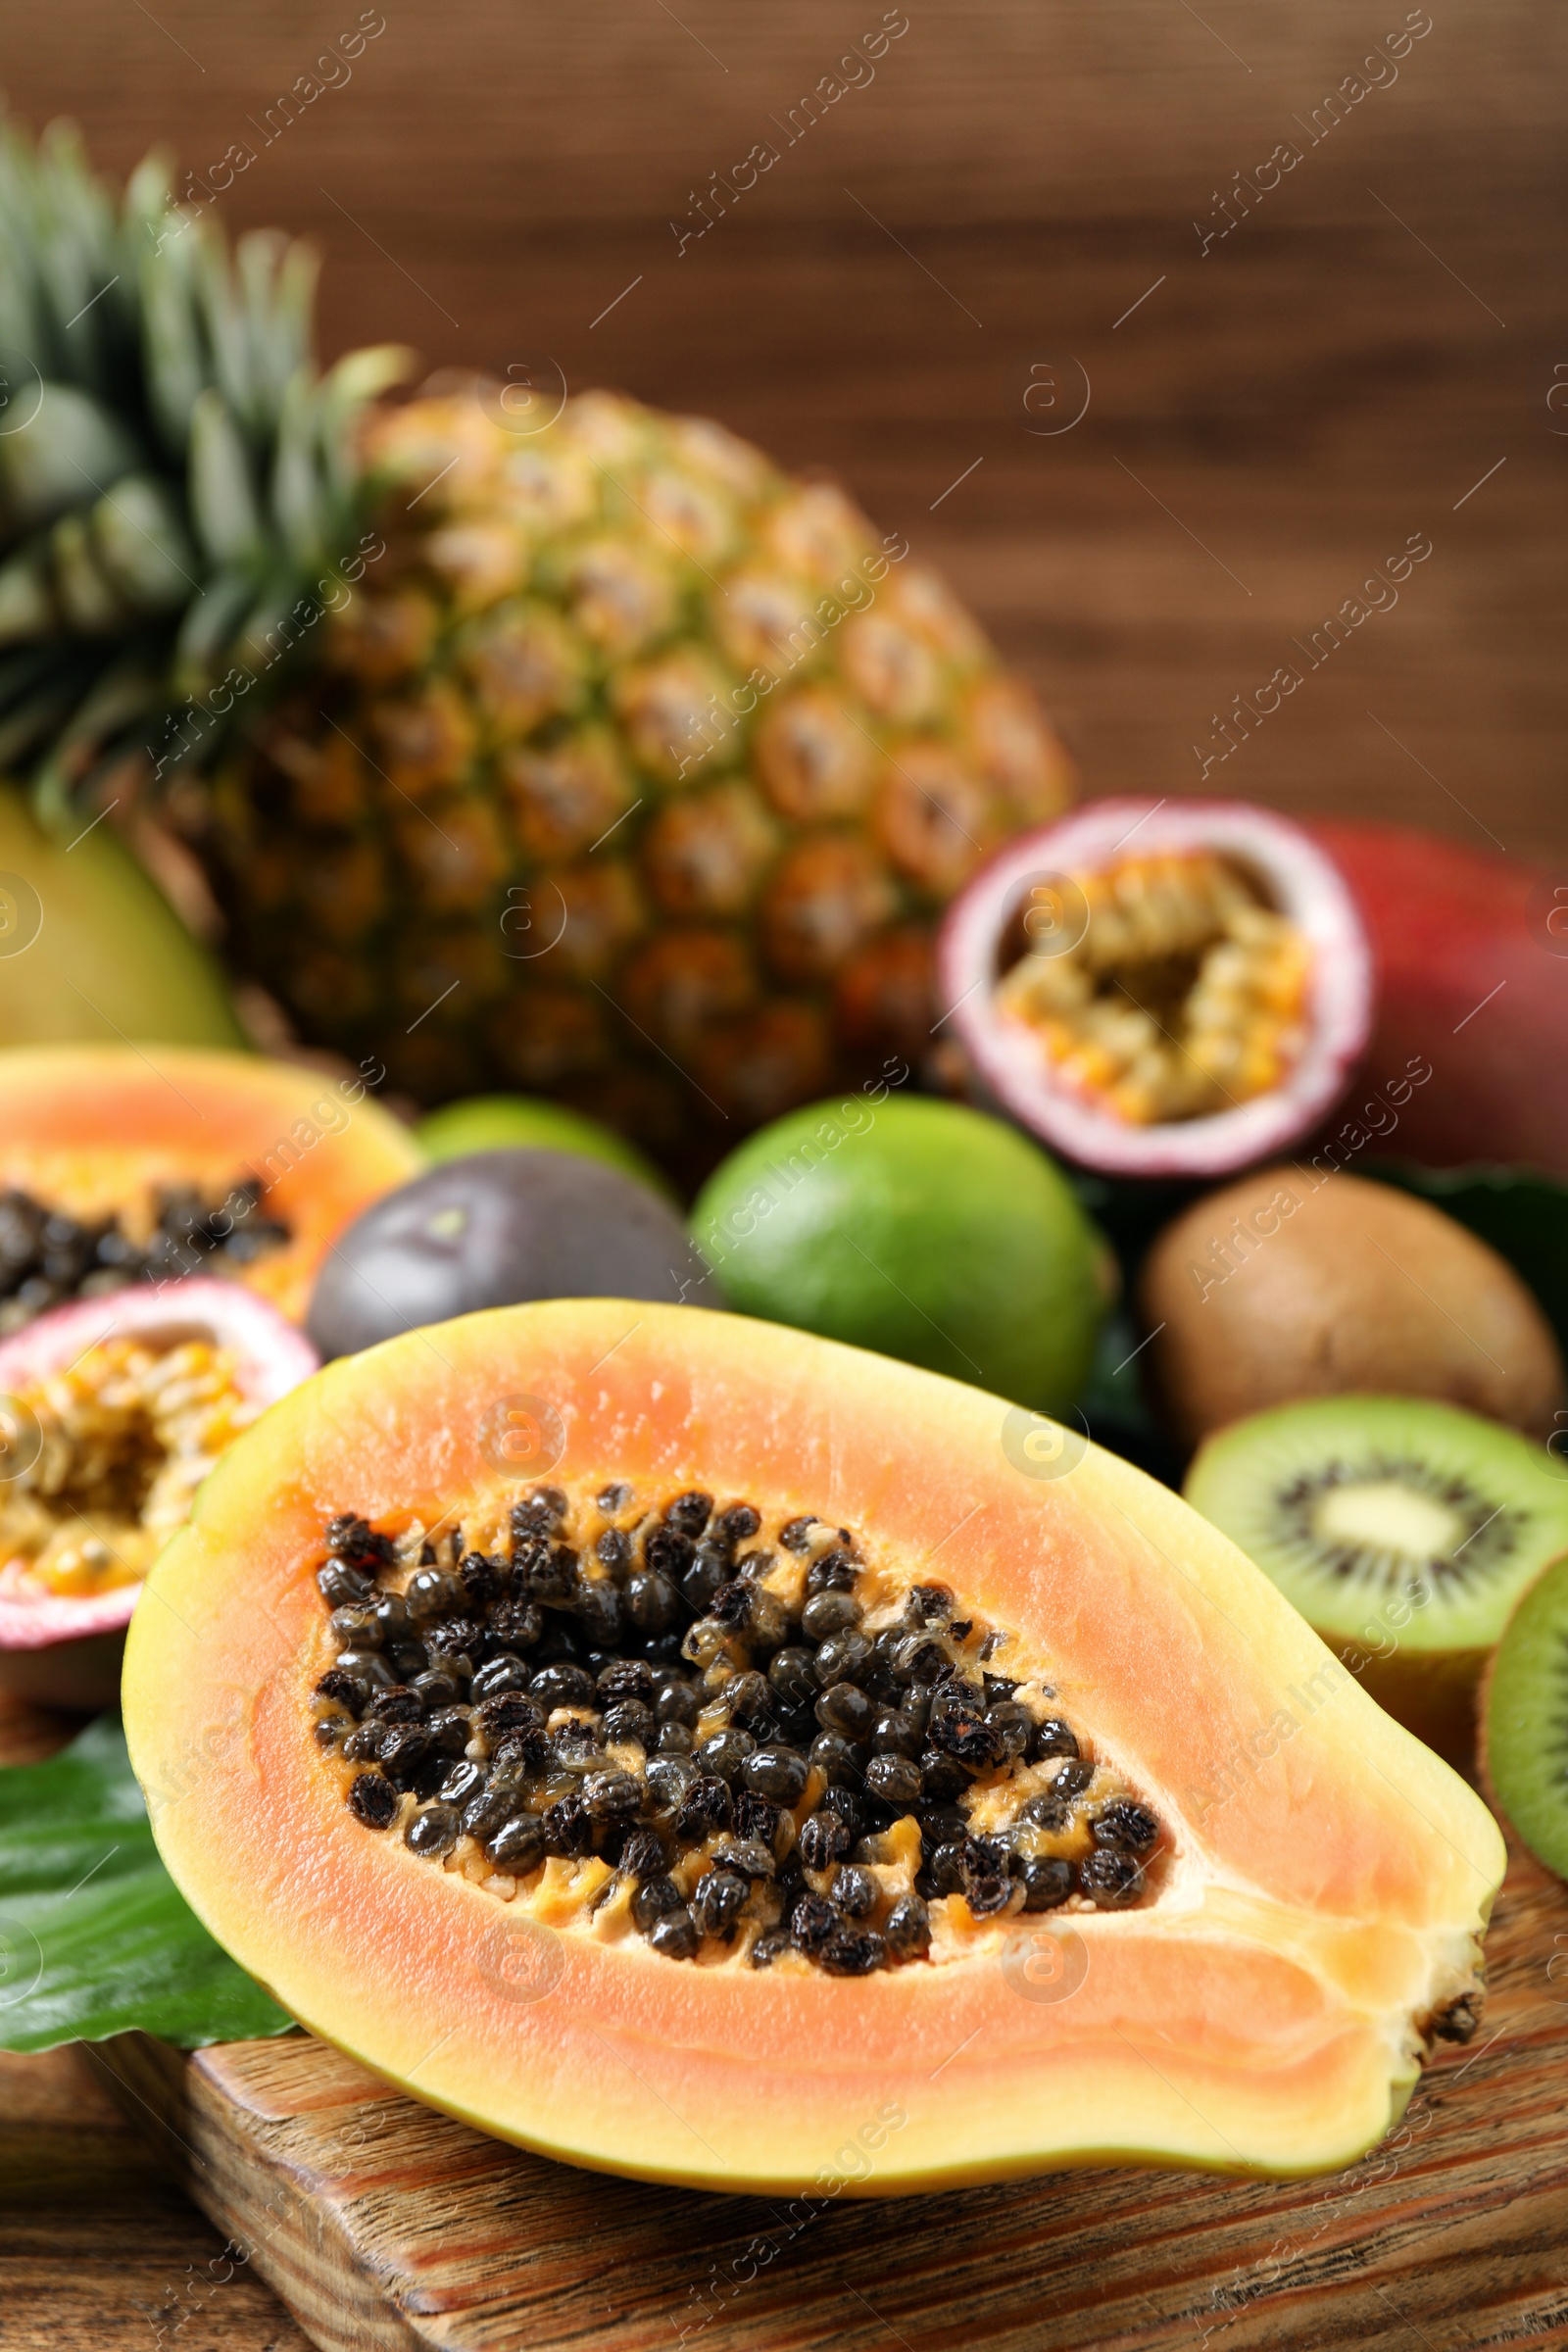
[459,1551,505,1606]
[411,1667,462,1711]
[789,1892,838,1951]
[657,1722,694,1754]
[805,1547,858,1595]
[871,1708,921,1758]
[644,1755,699,1817]
[530,1662,593,1709]
[599,1657,655,1705]
[697,1730,754,1785]
[542,1794,593,1857]
[711,1837,775,1882]
[1092,1799,1160,1854]
[1018,1856,1074,1912]
[487,1599,543,1652]
[819,1929,886,1977]
[649,1907,701,1959]
[315,1667,368,1713]
[779,1516,817,1552]
[801,1590,860,1642]
[749,1931,790,1969]
[348,1773,398,1829]
[692,1869,748,1938]
[928,1841,968,1895]
[655,1676,699,1726]
[965,1873,1016,1921]
[664,1491,713,1538]
[618,1826,667,1881]
[439,1759,487,1808]
[724,1669,772,1727]
[742,1745,809,1805]
[767,1646,818,1707]
[1015,1791,1071,1835]
[573,1582,625,1649]
[814,1630,873,1685]
[799,1809,853,1870]
[987,1701,1035,1762]
[486,1813,546,1874]
[732,1793,782,1852]
[583,1771,641,1826]
[809,1732,863,1788]
[674,1776,732,1842]
[1050,1756,1095,1800]
[1080,1850,1145,1908]
[318,1561,375,1609]
[604,1700,658,1748]
[626,1569,678,1633]
[474,1684,540,1740]
[597,1525,632,1576]
[596,1482,634,1514]
[865,1753,922,1807]
[329,1605,380,1650]
[816,1682,875,1741]
[883,1896,931,1958]
[1031,1717,1080,1762]
[832,1864,876,1920]
[471,1654,533,1701]
[644,1526,694,1580]
[406,1803,459,1860]
[632,1874,685,1931]
[368,1686,424,1724]
[713,1502,760,1545]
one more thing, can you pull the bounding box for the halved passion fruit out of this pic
[0,1281,317,1706]
[0,1045,424,1331]
[939,799,1373,1176]
[123,1299,1502,2192]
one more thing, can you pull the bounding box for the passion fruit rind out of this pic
[309,1483,1168,1973]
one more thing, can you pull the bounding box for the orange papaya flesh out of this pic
[122,1302,1504,2194]
[0,1046,423,1328]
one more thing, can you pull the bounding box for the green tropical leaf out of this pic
[0,1715,292,2052]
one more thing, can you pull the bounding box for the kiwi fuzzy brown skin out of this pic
[1139,1167,1565,1452]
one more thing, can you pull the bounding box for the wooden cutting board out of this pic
[92,1838,1568,2352]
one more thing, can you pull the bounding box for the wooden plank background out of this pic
[0,5,1564,2342]
[0,1,1563,859]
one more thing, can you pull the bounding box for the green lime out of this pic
[415,1095,673,1200]
[691,1096,1115,1409]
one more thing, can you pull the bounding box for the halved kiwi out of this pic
[1482,1554,1568,1880]
[1185,1396,1568,1764]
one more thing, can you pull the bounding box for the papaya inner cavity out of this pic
[0,1178,290,1335]
[995,850,1309,1125]
[310,1481,1168,1976]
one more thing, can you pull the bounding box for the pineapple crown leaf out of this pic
[0,108,413,817]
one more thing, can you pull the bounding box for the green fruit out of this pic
[691,1095,1114,1410]
[1185,1394,1568,1763]
[1482,1549,1568,1880]
[0,784,244,1049]
[414,1095,673,1200]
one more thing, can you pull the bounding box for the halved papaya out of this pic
[123,1301,1504,2194]
[0,1045,423,1330]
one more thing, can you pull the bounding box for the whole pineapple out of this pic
[0,122,1073,1162]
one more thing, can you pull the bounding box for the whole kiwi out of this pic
[1139,1166,1564,1448]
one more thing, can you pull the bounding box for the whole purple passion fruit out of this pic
[306,1151,724,1358]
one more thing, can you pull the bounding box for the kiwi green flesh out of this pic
[1483,1550,1568,1879]
[1185,1396,1568,1655]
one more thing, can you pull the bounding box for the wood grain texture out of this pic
[0,1,1564,862]
[86,1833,1568,2352]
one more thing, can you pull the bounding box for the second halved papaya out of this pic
[122,1300,1503,2194]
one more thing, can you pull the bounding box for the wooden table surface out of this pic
[0,5,1563,2342]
